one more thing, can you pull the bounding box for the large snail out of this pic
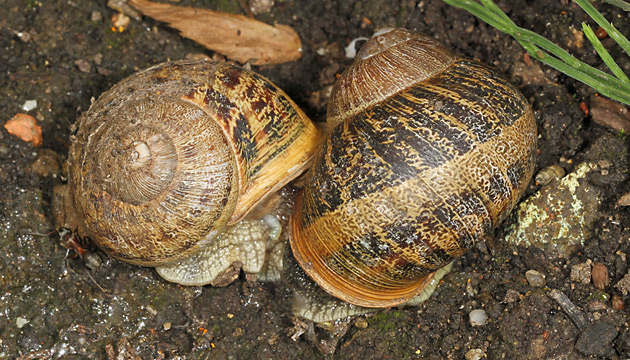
[63,60,321,285]
[289,28,537,309]
[58,28,537,322]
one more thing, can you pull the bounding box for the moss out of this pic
[368,310,404,332]
[210,0,241,13]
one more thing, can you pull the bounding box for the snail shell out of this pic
[289,28,537,308]
[68,60,321,267]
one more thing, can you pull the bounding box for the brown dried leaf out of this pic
[4,113,42,146]
[129,0,301,65]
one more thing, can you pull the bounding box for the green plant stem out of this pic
[442,0,630,106]
[582,23,630,83]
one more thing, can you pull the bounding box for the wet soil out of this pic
[1,0,629,359]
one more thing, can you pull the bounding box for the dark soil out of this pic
[1,0,629,359]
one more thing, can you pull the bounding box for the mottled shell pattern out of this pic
[290,28,537,308]
[69,60,321,266]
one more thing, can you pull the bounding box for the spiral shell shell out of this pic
[69,60,321,266]
[290,28,537,307]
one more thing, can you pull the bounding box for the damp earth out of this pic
[1,0,629,358]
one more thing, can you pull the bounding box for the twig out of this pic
[548,289,587,330]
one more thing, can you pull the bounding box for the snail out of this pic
[62,59,321,286]
[58,28,537,323]
[286,28,537,316]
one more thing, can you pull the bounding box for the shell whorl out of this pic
[93,100,234,207]
[69,60,321,266]
[327,28,455,129]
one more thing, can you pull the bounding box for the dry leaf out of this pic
[4,113,42,146]
[129,0,301,65]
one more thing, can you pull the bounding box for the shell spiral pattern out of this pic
[69,60,320,266]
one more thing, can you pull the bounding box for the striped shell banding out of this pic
[289,28,537,308]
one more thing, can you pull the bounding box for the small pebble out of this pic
[106,0,141,21]
[4,113,42,146]
[145,304,157,316]
[465,348,484,360]
[232,327,244,337]
[592,263,610,290]
[83,252,102,271]
[75,59,91,73]
[353,317,368,329]
[466,280,477,296]
[612,294,626,311]
[22,99,37,111]
[249,0,274,15]
[616,192,630,207]
[93,53,103,65]
[111,12,130,31]
[16,317,29,328]
[525,269,546,287]
[504,289,522,303]
[587,300,608,312]
[16,31,31,42]
[91,10,102,22]
[469,309,488,327]
[570,262,592,285]
[615,192,630,207]
[615,271,630,295]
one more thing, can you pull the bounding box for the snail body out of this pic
[289,28,537,308]
[67,60,321,268]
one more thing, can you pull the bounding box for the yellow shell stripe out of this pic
[209,65,321,223]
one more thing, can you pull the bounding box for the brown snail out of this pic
[60,28,537,322]
[65,60,321,281]
[288,28,537,309]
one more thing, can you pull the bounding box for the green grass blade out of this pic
[441,0,630,107]
[442,0,513,33]
[582,23,630,83]
[522,44,630,104]
[601,0,630,11]
[574,0,630,57]
[479,0,516,26]
[513,28,630,89]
